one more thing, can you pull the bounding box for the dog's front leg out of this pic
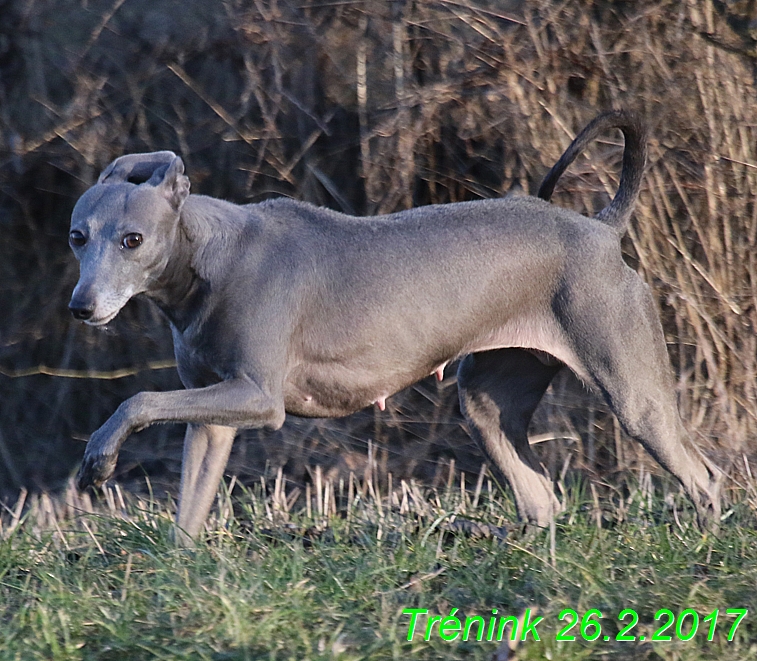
[76,378,284,491]
[175,424,237,544]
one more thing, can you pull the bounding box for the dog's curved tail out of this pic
[537,110,647,236]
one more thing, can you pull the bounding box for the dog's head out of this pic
[68,151,190,325]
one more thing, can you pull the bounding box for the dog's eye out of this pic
[121,233,143,249]
[69,230,86,247]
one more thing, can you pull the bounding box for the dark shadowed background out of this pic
[1,0,756,505]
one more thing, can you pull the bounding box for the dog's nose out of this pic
[69,303,95,321]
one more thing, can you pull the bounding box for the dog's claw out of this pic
[76,452,117,491]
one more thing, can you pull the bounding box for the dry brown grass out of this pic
[0,0,755,506]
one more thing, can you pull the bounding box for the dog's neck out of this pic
[144,230,204,332]
[145,194,248,331]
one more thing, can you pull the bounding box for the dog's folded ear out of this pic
[151,156,191,211]
[97,151,178,186]
[97,151,190,211]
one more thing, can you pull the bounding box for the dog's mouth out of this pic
[85,308,122,326]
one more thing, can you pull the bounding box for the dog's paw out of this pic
[76,451,117,491]
[694,492,721,535]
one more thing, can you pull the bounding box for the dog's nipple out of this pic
[434,362,447,381]
[376,396,386,411]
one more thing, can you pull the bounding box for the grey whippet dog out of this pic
[69,110,722,541]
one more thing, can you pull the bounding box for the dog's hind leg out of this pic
[175,424,237,544]
[560,273,722,530]
[458,349,564,526]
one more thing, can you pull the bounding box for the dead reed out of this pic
[0,0,755,503]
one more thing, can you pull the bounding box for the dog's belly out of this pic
[283,316,575,418]
[283,364,436,418]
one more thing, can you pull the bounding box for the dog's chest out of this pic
[171,327,226,388]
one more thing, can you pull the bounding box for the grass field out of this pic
[1,470,755,660]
